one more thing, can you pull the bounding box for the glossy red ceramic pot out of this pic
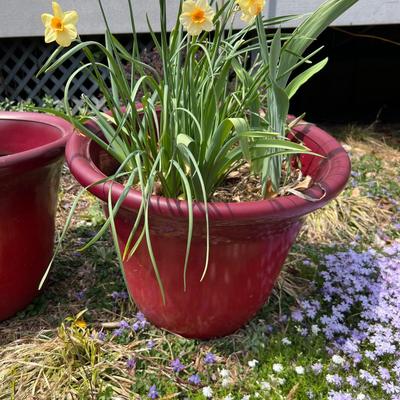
[66,121,350,339]
[0,112,73,321]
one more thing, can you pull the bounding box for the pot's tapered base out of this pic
[116,211,304,339]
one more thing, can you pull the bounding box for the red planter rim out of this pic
[0,112,73,169]
[66,120,351,221]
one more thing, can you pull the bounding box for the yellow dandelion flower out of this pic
[41,2,79,47]
[75,319,87,329]
[236,0,265,23]
[180,0,215,36]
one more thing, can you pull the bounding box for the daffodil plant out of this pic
[39,0,357,296]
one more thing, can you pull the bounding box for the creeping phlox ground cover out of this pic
[0,127,399,399]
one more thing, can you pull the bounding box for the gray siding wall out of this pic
[0,0,400,38]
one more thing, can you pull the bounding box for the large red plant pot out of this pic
[66,121,350,339]
[0,112,73,321]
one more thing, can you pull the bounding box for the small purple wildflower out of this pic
[326,374,342,387]
[292,309,304,322]
[204,352,216,365]
[119,320,130,329]
[147,340,155,349]
[379,367,391,381]
[188,374,201,385]
[132,312,148,331]
[148,384,159,399]
[75,290,86,301]
[111,291,129,301]
[136,311,146,322]
[126,358,136,370]
[311,363,323,375]
[113,327,125,337]
[346,376,357,387]
[170,358,185,373]
[300,328,308,336]
[97,331,106,341]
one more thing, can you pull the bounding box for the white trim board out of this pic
[0,0,399,38]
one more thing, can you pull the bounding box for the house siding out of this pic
[0,0,399,38]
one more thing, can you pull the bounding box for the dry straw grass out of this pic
[301,192,391,243]
[0,313,184,400]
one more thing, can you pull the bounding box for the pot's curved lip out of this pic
[66,121,351,221]
[0,112,74,168]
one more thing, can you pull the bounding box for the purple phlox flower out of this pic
[126,357,136,370]
[136,311,146,322]
[119,320,130,329]
[300,328,308,336]
[382,382,400,395]
[170,358,185,373]
[132,311,148,331]
[379,367,391,381]
[111,291,119,300]
[113,327,125,337]
[265,324,274,333]
[311,363,323,375]
[346,376,357,387]
[327,390,352,400]
[359,370,378,386]
[111,291,129,301]
[364,350,376,360]
[279,314,288,323]
[292,309,304,322]
[326,374,342,386]
[188,373,201,385]
[75,290,86,301]
[90,330,106,342]
[147,340,155,349]
[204,352,216,364]
[342,361,350,371]
[393,360,400,377]
[148,384,159,399]
[351,352,363,364]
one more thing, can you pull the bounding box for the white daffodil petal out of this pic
[44,26,57,43]
[41,13,53,27]
[64,24,78,39]
[182,0,196,13]
[56,30,73,47]
[52,1,64,19]
[202,19,214,31]
[63,11,79,26]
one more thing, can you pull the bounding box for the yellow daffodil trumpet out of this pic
[41,2,79,47]
[180,0,215,36]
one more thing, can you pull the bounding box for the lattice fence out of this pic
[0,36,151,114]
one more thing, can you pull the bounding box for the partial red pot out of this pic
[0,112,73,321]
[66,121,350,339]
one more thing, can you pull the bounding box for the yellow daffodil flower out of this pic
[180,0,215,36]
[41,2,79,47]
[236,0,265,23]
[75,319,87,329]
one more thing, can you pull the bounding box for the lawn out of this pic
[0,124,399,400]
